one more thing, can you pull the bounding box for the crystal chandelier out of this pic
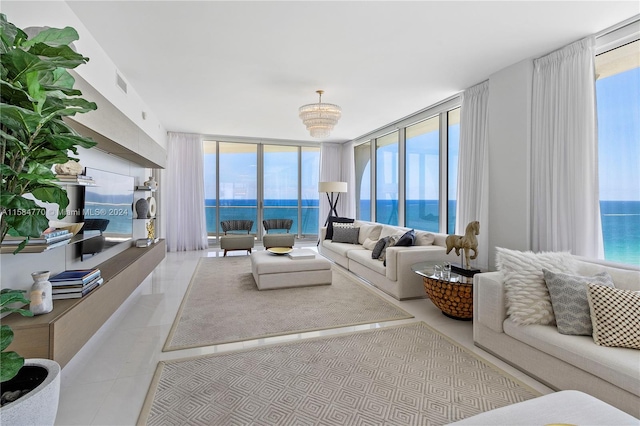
[298,90,342,138]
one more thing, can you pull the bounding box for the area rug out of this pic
[140,322,540,425]
[163,256,413,351]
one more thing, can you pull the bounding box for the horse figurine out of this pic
[445,221,480,270]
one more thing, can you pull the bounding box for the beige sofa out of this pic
[319,220,460,300]
[473,257,640,417]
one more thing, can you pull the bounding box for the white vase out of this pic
[0,358,61,426]
[143,176,158,190]
[30,271,53,315]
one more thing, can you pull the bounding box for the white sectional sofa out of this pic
[474,256,640,417]
[319,220,460,300]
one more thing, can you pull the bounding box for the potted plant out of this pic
[0,289,61,425]
[0,13,97,253]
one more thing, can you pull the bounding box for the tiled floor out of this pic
[54,242,553,425]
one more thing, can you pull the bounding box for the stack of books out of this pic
[55,174,95,186]
[50,268,103,299]
[1,229,73,253]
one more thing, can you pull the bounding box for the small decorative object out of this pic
[135,198,149,219]
[146,220,155,240]
[29,271,53,315]
[147,196,157,218]
[445,221,480,272]
[54,159,83,176]
[143,176,158,190]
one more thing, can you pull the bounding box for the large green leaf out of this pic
[0,102,42,133]
[22,26,79,48]
[3,48,56,82]
[0,325,14,352]
[0,351,24,382]
[28,43,88,69]
[5,205,50,237]
[46,134,96,151]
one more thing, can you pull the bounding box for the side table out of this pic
[411,261,475,320]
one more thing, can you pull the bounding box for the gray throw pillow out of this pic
[371,237,389,259]
[332,227,360,244]
[395,229,415,246]
[379,235,399,264]
[543,269,614,336]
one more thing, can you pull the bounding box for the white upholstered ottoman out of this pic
[251,250,332,290]
[447,390,639,425]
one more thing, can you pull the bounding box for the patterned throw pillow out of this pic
[496,247,578,325]
[331,227,360,244]
[371,237,389,259]
[543,269,614,335]
[379,235,400,265]
[587,284,640,349]
[325,217,354,239]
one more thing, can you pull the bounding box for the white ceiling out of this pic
[66,1,639,143]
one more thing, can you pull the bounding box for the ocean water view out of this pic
[205,199,639,266]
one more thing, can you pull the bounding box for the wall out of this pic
[486,59,534,268]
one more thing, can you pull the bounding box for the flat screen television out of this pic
[80,168,134,260]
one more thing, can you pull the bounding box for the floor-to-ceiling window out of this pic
[596,36,640,266]
[203,140,319,240]
[405,116,439,232]
[448,108,460,234]
[355,98,460,232]
[376,132,399,225]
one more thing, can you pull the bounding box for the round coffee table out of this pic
[411,262,474,320]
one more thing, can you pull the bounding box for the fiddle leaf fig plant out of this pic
[0,289,33,383]
[0,13,97,252]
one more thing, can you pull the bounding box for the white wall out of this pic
[1,1,167,147]
[486,59,534,268]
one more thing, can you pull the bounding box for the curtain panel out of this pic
[531,37,604,258]
[165,132,209,252]
[319,143,347,232]
[456,80,490,269]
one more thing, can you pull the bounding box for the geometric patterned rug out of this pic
[141,322,540,425]
[163,256,413,351]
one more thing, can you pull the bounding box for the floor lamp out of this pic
[318,181,348,226]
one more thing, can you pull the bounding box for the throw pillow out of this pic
[325,217,354,240]
[495,247,578,325]
[587,284,640,349]
[379,235,399,264]
[332,227,360,244]
[371,237,389,259]
[362,237,379,251]
[395,229,416,247]
[543,269,614,336]
[414,231,435,246]
[356,222,382,245]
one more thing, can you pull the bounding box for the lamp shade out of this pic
[318,181,347,193]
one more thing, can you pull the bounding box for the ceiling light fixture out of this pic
[298,90,342,138]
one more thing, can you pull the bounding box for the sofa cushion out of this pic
[396,229,416,247]
[496,247,578,325]
[543,269,614,336]
[332,227,360,244]
[348,249,387,276]
[576,260,640,292]
[371,237,389,259]
[362,237,378,251]
[354,221,382,245]
[414,230,435,246]
[325,217,354,239]
[503,319,640,397]
[587,284,640,350]
[321,240,364,258]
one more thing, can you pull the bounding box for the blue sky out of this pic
[597,67,640,201]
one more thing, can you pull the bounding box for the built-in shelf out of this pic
[0,231,102,254]
[3,240,166,368]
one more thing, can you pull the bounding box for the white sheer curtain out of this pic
[456,80,489,269]
[319,143,344,231]
[165,132,209,252]
[341,141,356,219]
[531,37,603,258]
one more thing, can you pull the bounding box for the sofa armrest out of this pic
[474,271,507,333]
[319,226,327,241]
[385,246,448,281]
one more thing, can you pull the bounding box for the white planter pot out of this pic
[0,358,61,425]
